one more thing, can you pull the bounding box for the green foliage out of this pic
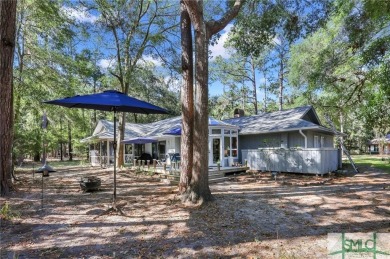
[288,0,389,148]
[230,0,333,57]
[0,202,20,220]
[12,0,180,164]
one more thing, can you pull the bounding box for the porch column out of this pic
[99,141,102,164]
[107,140,110,165]
[123,144,125,163]
[88,144,91,163]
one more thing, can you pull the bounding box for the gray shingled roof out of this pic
[223,106,334,135]
[92,116,237,140]
[99,120,146,139]
[143,116,182,137]
[369,134,390,144]
[85,106,335,141]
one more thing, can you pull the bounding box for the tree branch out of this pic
[206,0,245,37]
[182,0,203,29]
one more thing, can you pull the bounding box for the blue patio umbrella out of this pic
[122,137,158,144]
[44,90,168,203]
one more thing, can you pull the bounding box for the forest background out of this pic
[5,0,390,166]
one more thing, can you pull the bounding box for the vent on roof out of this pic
[234,108,245,118]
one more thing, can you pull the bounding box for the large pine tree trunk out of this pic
[191,20,212,202]
[179,1,194,194]
[181,0,244,203]
[0,0,17,196]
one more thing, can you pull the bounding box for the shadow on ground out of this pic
[1,166,389,258]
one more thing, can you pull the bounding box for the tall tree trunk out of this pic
[263,69,267,112]
[117,113,125,167]
[60,117,63,161]
[68,121,73,161]
[0,0,17,196]
[179,1,194,194]
[191,2,212,203]
[339,109,344,154]
[278,52,284,111]
[182,0,244,203]
[250,55,258,115]
[93,78,97,124]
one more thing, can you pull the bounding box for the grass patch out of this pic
[350,155,390,173]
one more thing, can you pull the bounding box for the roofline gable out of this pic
[300,106,321,125]
[92,120,107,135]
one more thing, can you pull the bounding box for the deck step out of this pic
[155,167,249,185]
[209,177,232,184]
[162,174,245,185]
[163,176,234,185]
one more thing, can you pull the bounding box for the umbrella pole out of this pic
[113,108,117,204]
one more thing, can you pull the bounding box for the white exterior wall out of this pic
[175,137,181,153]
[166,138,176,153]
[145,143,152,154]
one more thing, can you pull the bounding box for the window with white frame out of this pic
[314,135,320,148]
[232,136,238,157]
[224,136,230,157]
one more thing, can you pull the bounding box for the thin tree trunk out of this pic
[68,121,73,161]
[117,113,125,167]
[179,0,194,194]
[0,0,17,196]
[60,118,63,161]
[278,52,284,111]
[250,55,258,115]
[263,69,267,112]
[93,78,97,124]
[339,109,344,154]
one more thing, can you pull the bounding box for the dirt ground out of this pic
[1,164,389,258]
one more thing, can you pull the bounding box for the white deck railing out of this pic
[90,154,134,167]
[242,148,340,174]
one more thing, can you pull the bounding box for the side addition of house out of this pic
[224,106,341,175]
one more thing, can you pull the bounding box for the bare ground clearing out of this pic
[1,165,389,258]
